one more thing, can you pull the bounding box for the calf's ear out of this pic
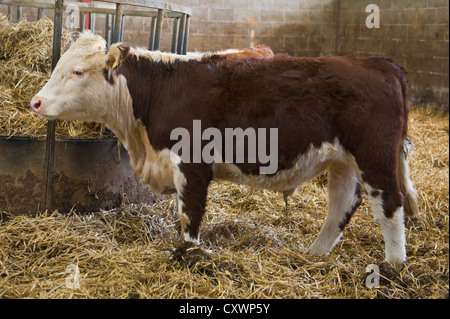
[104,43,130,69]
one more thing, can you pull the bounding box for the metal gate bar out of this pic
[153,8,163,50]
[170,16,179,53]
[148,16,156,50]
[43,0,63,210]
[176,13,186,54]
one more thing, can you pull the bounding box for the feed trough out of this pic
[0,0,192,214]
[0,135,159,214]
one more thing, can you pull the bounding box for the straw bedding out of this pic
[0,107,448,299]
[0,15,107,138]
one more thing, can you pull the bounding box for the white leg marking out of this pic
[308,165,360,255]
[183,231,200,245]
[177,193,200,245]
[367,190,406,266]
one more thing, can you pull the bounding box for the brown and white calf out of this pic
[31,32,418,266]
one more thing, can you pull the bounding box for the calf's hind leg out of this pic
[307,164,362,255]
[365,183,406,267]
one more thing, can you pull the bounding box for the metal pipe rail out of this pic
[1,0,192,211]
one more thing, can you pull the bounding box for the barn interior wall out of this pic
[1,0,448,111]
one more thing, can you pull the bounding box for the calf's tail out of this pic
[398,139,419,218]
[396,66,419,218]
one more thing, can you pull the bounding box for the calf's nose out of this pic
[30,97,42,112]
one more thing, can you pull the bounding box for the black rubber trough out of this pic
[0,135,159,215]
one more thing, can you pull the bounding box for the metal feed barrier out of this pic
[0,0,192,214]
[1,0,191,53]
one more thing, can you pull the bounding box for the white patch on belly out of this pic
[213,138,353,193]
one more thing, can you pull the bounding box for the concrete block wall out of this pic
[337,0,449,111]
[168,0,338,57]
[1,0,448,111]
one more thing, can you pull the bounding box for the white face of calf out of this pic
[31,32,129,123]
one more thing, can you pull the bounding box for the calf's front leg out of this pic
[175,163,213,244]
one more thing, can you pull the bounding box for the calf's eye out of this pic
[72,69,84,76]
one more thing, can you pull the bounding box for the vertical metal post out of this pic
[80,11,86,30]
[112,3,123,43]
[105,14,111,47]
[37,8,44,20]
[182,15,190,55]
[148,17,156,50]
[110,13,115,42]
[153,9,164,50]
[43,0,64,211]
[119,16,124,42]
[88,1,96,32]
[7,5,12,24]
[176,13,186,54]
[89,13,96,33]
[69,9,74,32]
[171,17,180,53]
[16,5,22,22]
